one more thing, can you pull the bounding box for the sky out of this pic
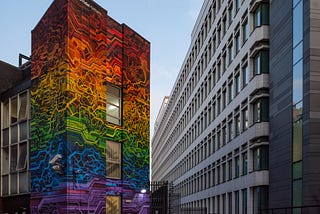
[0,0,203,138]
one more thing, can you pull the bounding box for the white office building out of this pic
[152,0,270,213]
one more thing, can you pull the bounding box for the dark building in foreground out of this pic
[152,0,320,213]
[269,0,320,213]
[1,0,150,213]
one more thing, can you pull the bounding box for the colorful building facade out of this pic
[30,0,150,213]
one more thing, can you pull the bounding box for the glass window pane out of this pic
[261,4,269,25]
[2,175,9,195]
[10,145,18,172]
[293,102,303,162]
[106,83,121,125]
[17,142,28,170]
[107,104,120,118]
[293,41,303,64]
[261,98,269,122]
[3,101,9,128]
[2,147,10,174]
[11,173,18,194]
[10,97,18,124]
[293,161,302,180]
[19,171,29,193]
[293,60,303,103]
[261,51,269,74]
[18,92,28,121]
[2,128,9,147]
[293,1,303,47]
[254,54,261,75]
[254,7,261,27]
[106,141,121,179]
[293,179,302,207]
[11,125,18,144]
[107,96,120,107]
[106,196,121,214]
[19,121,28,141]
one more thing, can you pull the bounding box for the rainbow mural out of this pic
[30,0,150,213]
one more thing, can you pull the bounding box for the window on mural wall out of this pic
[106,196,121,214]
[106,83,121,125]
[106,141,121,179]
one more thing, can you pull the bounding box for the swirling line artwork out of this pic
[30,0,150,213]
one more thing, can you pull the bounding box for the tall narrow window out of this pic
[242,107,248,131]
[235,156,240,178]
[242,64,249,87]
[253,98,269,123]
[253,51,269,75]
[106,141,121,179]
[106,196,121,214]
[253,146,269,171]
[106,83,121,125]
[242,19,249,44]
[253,4,269,28]
[242,152,248,175]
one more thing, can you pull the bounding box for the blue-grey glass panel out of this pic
[293,161,302,179]
[293,0,302,9]
[293,179,302,207]
[293,101,302,162]
[293,1,303,47]
[293,60,303,103]
[293,41,303,65]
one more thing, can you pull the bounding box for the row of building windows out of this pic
[1,91,30,196]
[153,47,269,174]
[171,144,268,197]
[153,82,269,180]
[154,0,269,153]
[180,185,268,214]
[155,0,269,167]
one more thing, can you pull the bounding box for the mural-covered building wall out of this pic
[30,0,150,213]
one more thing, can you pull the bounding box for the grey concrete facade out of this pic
[152,0,271,213]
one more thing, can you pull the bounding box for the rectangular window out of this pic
[228,42,234,64]
[242,188,248,214]
[242,20,249,43]
[3,101,9,128]
[106,141,121,179]
[228,4,234,26]
[106,83,121,125]
[228,81,234,103]
[235,32,240,53]
[242,64,249,87]
[235,73,241,95]
[242,108,248,131]
[106,196,121,214]
[235,191,240,214]
[228,160,232,180]
[18,92,28,121]
[235,114,240,137]
[17,142,28,170]
[242,152,248,175]
[253,186,269,214]
[228,120,233,141]
[253,98,269,123]
[254,51,269,75]
[228,192,232,214]
[253,146,269,171]
[10,97,18,124]
[235,156,240,178]
[254,4,269,28]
